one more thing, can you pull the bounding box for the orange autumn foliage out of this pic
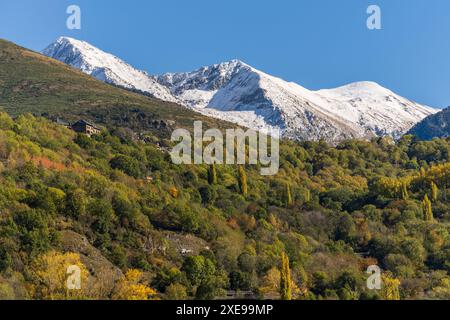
[33,156,66,171]
[169,187,179,198]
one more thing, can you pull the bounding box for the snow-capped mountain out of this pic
[42,37,438,141]
[42,37,178,103]
[157,60,437,140]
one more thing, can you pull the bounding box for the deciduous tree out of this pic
[422,194,434,221]
[381,274,401,300]
[237,165,248,196]
[208,164,217,185]
[280,252,292,300]
[112,269,157,300]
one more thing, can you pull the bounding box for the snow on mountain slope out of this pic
[42,37,178,103]
[42,38,438,142]
[316,81,437,138]
[158,60,437,140]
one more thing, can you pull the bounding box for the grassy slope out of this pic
[0,39,233,133]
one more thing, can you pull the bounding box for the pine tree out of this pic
[431,182,439,202]
[207,164,217,185]
[280,252,292,300]
[422,194,434,221]
[286,183,293,207]
[401,182,409,200]
[237,165,248,196]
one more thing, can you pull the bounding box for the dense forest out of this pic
[0,112,448,300]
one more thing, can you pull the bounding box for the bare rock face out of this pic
[162,231,210,256]
[58,230,123,298]
[0,273,29,300]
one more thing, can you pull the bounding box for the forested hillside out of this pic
[0,113,448,300]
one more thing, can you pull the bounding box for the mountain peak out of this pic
[218,59,250,68]
[54,36,80,44]
[44,36,95,55]
[42,36,178,103]
[198,59,253,77]
[41,37,438,142]
[320,81,391,95]
[345,80,383,88]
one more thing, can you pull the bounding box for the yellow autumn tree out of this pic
[169,186,179,198]
[431,182,439,202]
[112,269,157,300]
[259,267,281,299]
[413,163,450,193]
[280,252,292,300]
[374,177,412,199]
[422,194,434,222]
[285,183,293,207]
[304,189,311,203]
[29,251,89,300]
[381,274,401,300]
[401,182,409,200]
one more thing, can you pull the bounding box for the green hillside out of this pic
[0,113,448,300]
[0,39,449,300]
[0,39,233,135]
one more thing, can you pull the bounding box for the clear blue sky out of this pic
[1,0,449,108]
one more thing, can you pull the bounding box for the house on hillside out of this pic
[71,120,101,136]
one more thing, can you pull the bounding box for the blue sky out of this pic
[0,0,449,108]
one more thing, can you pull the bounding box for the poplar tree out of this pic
[207,164,217,185]
[431,182,439,202]
[280,252,292,300]
[304,189,311,203]
[401,182,409,200]
[286,183,293,207]
[422,194,434,221]
[237,165,248,196]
